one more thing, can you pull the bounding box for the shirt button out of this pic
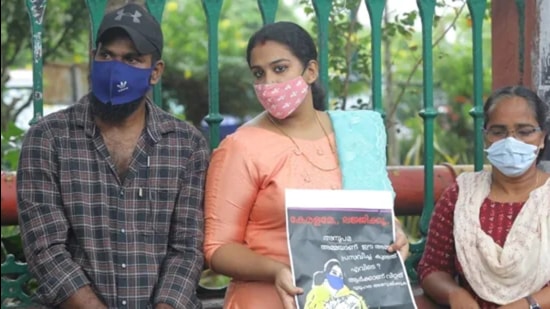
[120,229,125,234]
[121,263,127,269]
[121,300,127,306]
[119,189,124,196]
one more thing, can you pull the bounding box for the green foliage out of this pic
[1,0,300,128]
[0,0,90,67]
[160,0,298,125]
[384,10,417,39]
[0,121,25,264]
[400,117,471,166]
[297,0,431,112]
[1,122,24,171]
[1,0,89,132]
[385,1,491,166]
[294,1,492,166]
[403,4,492,165]
[299,0,372,110]
[1,226,24,263]
[294,1,492,240]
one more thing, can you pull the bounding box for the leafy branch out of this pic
[385,2,466,129]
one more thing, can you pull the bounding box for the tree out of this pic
[1,0,90,131]
[161,0,297,126]
[297,0,491,166]
[1,0,299,130]
[395,3,492,165]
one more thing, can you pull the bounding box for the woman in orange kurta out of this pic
[205,127,341,308]
[203,22,408,309]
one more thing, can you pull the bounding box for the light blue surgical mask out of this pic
[485,137,538,177]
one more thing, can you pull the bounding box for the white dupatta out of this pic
[454,171,550,304]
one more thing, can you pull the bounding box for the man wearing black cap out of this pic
[17,3,208,309]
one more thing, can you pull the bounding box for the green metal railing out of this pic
[365,0,385,115]
[26,0,45,126]
[202,0,223,148]
[312,0,332,108]
[468,0,488,172]
[413,0,438,282]
[2,0,491,307]
[406,0,487,281]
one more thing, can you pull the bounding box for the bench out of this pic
[2,166,458,308]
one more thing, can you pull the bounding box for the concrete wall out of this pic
[536,0,550,169]
[491,0,536,89]
[535,0,550,99]
[492,0,550,171]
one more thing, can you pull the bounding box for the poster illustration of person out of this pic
[286,189,417,309]
[304,259,368,309]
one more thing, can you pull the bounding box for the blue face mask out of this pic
[485,137,538,177]
[91,60,153,105]
[326,274,344,290]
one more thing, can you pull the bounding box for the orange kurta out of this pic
[204,125,342,309]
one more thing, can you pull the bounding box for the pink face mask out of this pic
[253,76,309,119]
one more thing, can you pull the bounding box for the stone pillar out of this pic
[491,0,536,89]
[535,1,550,98]
[536,1,550,171]
[492,0,550,172]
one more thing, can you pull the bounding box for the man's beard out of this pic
[90,94,144,124]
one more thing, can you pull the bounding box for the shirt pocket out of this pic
[139,188,178,237]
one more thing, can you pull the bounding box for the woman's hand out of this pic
[274,266,303,309]
[449,288,480,309]
[387,219,410,259]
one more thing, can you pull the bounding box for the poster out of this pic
[286,189,417,309]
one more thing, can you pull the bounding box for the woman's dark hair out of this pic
[246,21,326,111]
[483,85,550,162]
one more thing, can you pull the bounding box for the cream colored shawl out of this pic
[454,171,550,305]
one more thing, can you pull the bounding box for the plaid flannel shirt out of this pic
[17,95,209,308]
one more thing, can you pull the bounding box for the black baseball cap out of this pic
[96,3,163,57]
